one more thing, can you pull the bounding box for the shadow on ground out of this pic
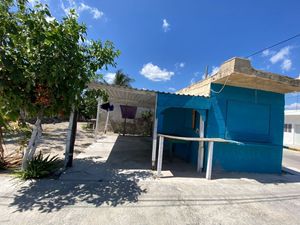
[9,159,151,213]
[9,135,300,213]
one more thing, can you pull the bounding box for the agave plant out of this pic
[16,152,60,180]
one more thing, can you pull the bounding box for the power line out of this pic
[211,33,300,95]
[245,33,300,58]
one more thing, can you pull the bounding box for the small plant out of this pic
[0,153,23,170]
[15,152,60,180]
[141,111,153,136]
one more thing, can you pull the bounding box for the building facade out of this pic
[92,57,300,175]
[284,110,300,147]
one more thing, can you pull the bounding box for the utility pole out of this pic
[205,65,209,79]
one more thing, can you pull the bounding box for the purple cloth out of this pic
[120,105,137,119]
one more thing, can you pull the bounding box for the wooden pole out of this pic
[206,141,214,180]
[64,108,78,168]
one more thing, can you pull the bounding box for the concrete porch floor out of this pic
[60,134,204,182]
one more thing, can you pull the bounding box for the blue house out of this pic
[92,57,300,178]
[152,58,300,176]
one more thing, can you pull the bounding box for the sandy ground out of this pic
[3,122,95,160]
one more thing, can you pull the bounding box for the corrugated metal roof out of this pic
[88,82,209,97]
[88,82,209,108]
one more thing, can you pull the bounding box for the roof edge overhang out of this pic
[178,57,300,95]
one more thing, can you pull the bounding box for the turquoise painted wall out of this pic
[156,84,285,174]
[156,93,210,164]
[205,84,284,173]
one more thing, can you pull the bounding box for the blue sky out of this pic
[30,0,300,109]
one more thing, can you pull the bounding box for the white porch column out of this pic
[104,110,110,134]
[206,141,214,180]
[157,135,164,177]
[151,118,158,169]
[151,94,158,169]
[197,115,205,172]
[94,97,102,138]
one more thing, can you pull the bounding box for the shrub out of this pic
[16,153,60,180]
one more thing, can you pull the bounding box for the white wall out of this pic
[98,103,154,134]
[284,110,300,146]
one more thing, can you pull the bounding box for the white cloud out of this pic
[45,16,56,22]
[104,72,116,84]
[175,62,185,70]
[285,103,300,110]
[78,3,103,19]
[193,72,200,77]
[28,0,50,8]
[79,38,92,46]
[190,71,203,83]
[61,0,104,20]
[281,59,292,71]
[190,77,196,85]
[28,0,45,6]
[162,19,170,32]
[211,66,220,75]
[270,46,292,64]
[264,46,294,72]
[262,49,275,57]
[190,66,219,85]
[28,0,39,6]
[140,63,174,81]
[297,74,300,79]
[168,87,176,92]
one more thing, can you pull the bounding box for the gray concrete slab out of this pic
[1,135,300,225]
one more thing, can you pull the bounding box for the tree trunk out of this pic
[19,109,27,127]
[21,114,43,170]
[0,126,5,161]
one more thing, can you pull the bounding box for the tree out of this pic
[113,70,134,87]
[0,0,120,169]
[0,95,20,164]
[78,89,108,120]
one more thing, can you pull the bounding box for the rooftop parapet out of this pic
[178,57,300,96]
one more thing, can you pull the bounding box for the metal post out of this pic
[104,110,110,134]
[157,135,164,177]
[151,118,158,169]
[123,117,127,136]
[197,115,205,172]
[206,141,214,180]
[151,94,158,170]
[94,97,102,138]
